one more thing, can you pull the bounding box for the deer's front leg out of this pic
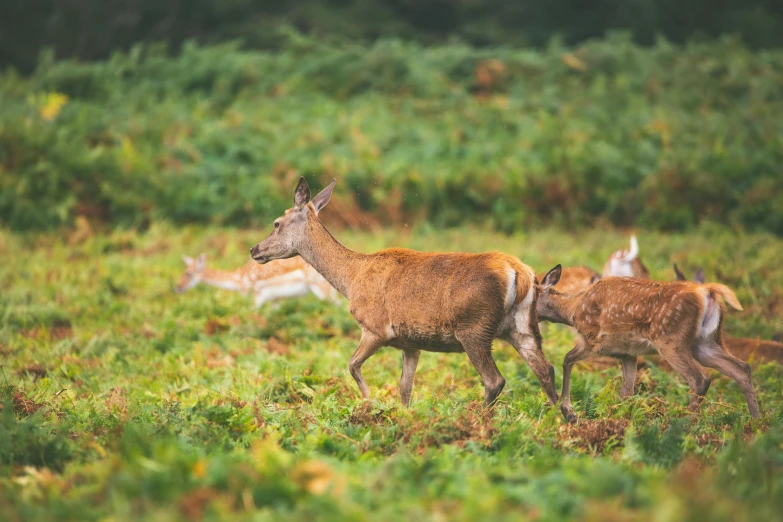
[399,349,421,406]
[348,330,384,399]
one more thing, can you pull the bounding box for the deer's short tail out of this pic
[703,283,743,311]
[514,265,537,308]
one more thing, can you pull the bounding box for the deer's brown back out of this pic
[349,249,531,341]
[574,278,704,341]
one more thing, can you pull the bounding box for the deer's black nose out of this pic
[249,247,253,253]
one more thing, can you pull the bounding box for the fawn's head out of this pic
[250,177,335,264]
[536,264,570,323]
[175,254,206,293]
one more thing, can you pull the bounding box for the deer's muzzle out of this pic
[250,244,268,264]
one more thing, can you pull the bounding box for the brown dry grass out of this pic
[559,418,630,453]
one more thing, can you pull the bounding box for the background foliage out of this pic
[3,0,783,72]
[2,33,783,234]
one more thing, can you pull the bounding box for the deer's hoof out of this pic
[560,405,578,424]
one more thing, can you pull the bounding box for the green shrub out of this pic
[633,418,688,468]
[2,34,782,234]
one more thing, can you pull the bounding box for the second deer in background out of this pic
[175,254,340,308]
[536,235,646,295]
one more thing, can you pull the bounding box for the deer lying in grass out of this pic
[674,264,783,366]
[537,265,759,422]
[175,253,339,308]
[249,177,561,412]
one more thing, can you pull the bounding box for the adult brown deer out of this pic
[249,177,561,412]
[537,265,759,422]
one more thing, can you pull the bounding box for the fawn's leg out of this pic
[656,339,710,411]
[694,339,760,418]
[560,337,591,423]
[619,355,638,398]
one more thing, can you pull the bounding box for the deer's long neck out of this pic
[297,218,363,298]
[201,268,246,292]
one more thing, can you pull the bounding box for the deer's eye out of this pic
[274,222,280,229]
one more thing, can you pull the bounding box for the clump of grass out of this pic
[632,418,688,468]
[0,384,74,471]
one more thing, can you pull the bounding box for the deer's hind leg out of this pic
[457,331,505,406]
[655,337,711,412]
[399,349,421,406]
[693,338,760,418]
[506,298,559,408]
[507,329,559,408]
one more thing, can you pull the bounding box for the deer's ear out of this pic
[694,268,705,284]
[294,177,311,210]
[311,178,336,215]
[541,265,562,290]
[673,264,686,281]
[196,253,206,269]
[182,255,194,265]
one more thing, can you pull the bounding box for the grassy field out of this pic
[1,223,782,521]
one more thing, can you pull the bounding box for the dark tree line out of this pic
[3,0,783,71]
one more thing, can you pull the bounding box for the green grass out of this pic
[1,223,782,521]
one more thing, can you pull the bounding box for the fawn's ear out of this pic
[294,177,311,210]
[311,178,336,215]
[182,255,194,265]
[694,268,705,284]
[541,265,562,290]
[673,264,686,281]
[196,253,206,270]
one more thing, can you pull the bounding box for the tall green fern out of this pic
[634,418,688,468]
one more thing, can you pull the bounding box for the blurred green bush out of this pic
[1,33,782,233]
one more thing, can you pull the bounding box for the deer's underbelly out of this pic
[387,336,465,353]
[371,321,464,352]
[596,332,657,356]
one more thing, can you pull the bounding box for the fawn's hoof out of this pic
[560,404,578,424]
